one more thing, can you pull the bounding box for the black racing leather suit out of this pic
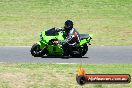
[56,28,80,45]
[56,28,80,55]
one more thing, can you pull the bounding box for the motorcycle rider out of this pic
[54,20,80,45]
[54,20,80,55]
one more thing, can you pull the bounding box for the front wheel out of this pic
[30,43,42,57]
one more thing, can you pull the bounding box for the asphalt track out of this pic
[0,46,132,64]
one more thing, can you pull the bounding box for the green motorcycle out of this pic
[30,28,92,57]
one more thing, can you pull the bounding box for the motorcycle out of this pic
[30,28,92,57]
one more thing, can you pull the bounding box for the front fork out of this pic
[37,40,46,49]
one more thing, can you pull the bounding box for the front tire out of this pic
[30,43,41,57]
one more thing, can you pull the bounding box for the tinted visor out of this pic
[64,25,71,29]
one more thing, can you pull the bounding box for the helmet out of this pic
[64,20,73,30]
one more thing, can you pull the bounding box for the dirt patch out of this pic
[124,31,132,34]
[0,73,29,88]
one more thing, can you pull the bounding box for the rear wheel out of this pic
[30,43,42,57]
[70,51,82,58]
[70,54,82,58]
[70,44,88,58]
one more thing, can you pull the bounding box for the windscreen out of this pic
[45,28,58,36]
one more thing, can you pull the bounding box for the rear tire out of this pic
[70,51,82,58]
[30,43,42,57]
[70,44,88,58]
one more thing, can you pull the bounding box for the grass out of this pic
[0,0,132,46]
[0,63,131,88]
[0,0,132,87]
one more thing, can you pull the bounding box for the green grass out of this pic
[0,0,132,46]
[0,63,131,88]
